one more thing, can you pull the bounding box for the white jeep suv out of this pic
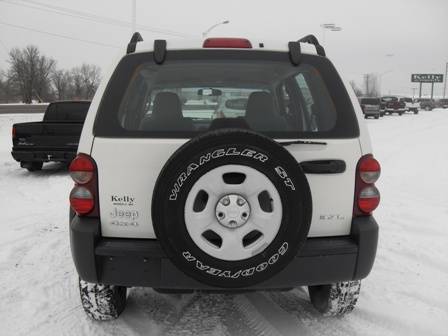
[69,34,380,320]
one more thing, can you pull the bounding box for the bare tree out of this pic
[52,69,73,100]
[35,54,56,102]
[0,71,4,101]
[80,64,101,99]
[7,45,55,103]
[363,73,379,97]
[0,70,17,103]
[70,64,101,99]
[71,67,84,99]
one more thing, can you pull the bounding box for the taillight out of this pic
[12,126,16,139]
[203,37,252,48]
[354,154,381,216]
[358,186,380,213]
[359,156,381,183]
[69,154,94,184]
[70,186,94,215]
[69,153,98,217]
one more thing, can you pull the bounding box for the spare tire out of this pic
[152,129,312,288]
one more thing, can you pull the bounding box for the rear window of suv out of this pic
[94,50,359,139]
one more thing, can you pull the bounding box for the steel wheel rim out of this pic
[184,164,283,261]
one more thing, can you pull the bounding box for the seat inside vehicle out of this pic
[140,92,194,131]
[245,91,287,131]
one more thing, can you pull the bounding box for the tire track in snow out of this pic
[236,292,312,336]
[161,293,266,336]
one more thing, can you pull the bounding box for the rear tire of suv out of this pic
[79,278,127,321]
[308,280,361,316]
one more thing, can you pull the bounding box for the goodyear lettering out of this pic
[182,242,289,279]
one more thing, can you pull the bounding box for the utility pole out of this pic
[131,0,136,34]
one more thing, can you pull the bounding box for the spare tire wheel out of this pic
[152,129,312,288]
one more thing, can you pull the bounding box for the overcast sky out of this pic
[1,0,447,97]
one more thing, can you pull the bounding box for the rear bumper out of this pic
[70,216,378,290]
[11,149,76,163]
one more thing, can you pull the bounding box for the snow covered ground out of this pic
[1,111,447,336]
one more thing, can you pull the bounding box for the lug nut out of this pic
[218,212,225,218]
[237,197,246,206]
[229,220,237,226]
[241,212,248,219]
[221,197,230,206]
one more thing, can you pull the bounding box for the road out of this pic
[0,111,447,336]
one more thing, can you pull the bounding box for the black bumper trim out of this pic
[95,236,358,259]
[11,149,76,163]
[70,215,378,289]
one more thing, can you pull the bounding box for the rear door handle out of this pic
[300,160,346,174]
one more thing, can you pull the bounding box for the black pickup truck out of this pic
[11,101,90,171]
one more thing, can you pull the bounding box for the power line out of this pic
[6,0,193,38]
[0,21,121,48]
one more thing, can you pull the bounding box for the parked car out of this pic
[359,97,381,119]
[11,101,90,171]
[399,97,419,114]
[417,98,436,111]
[436,98,448,109]
[381,96,406,115]
[69,34,380,320]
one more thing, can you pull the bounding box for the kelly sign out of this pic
[411,74,444,83]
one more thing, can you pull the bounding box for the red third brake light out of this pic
[203,38,252,49]
[354,154,381,216]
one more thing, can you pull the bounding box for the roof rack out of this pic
[153,40,167,64]
[126,33,167,64]
[127,32,143,54]
[288,41,301,66]
[297,34,326,57]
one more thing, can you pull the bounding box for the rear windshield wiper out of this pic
[278,140,327,146]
